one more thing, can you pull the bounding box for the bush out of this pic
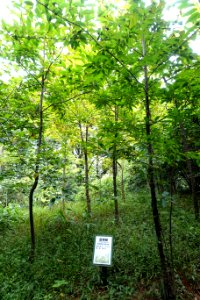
[0,205,25,232]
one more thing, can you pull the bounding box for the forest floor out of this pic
[0,191,200,299]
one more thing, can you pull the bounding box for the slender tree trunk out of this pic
[188,161,199,220]
[29,175,38,261]
[118,162,126,202]
[96,155,102,201]
[0,146,3,173]
[142,37,175,299]
[169,168,175,269]
[96,155,100,179]
[79,123,91,214]
[84,126,91,214]
[166,90,198,219]
[176,101,199,220]
[113,105,119,224]
[113,148,119,224]
[29,74,45,262]
[121,164,125,202]
[5,190,8,207]
[62,144,67,210]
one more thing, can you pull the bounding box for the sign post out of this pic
[93,235,113,286]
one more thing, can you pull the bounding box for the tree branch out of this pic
[36,0,140,84]
[149,29,199,78]
[42,91,92,112]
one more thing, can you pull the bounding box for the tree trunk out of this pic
[96,155,102,201]
[29,74,45,262]
[113,105,119,224]
[62,144,67,210]
[176,104,199,220]
[121,164,125,202]
[113,148,119,224]
[85,126,91,214]
[79,123,91,214]
[142,37,175,299]
[180,126,199,220]
[0,146,3,173]
[29,174,38,262]
[118,161,126,202]
[169,168,175,269]
[189,162,199,220]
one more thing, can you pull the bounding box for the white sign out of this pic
[93,235,113,266]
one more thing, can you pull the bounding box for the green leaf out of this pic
[187,11,200,24]
[183,8,197,17]
[52,280,68,288]
[178,1,193,9]
[13,2,22,8]
[25,0,33,6]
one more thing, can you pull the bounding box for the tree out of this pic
[67,99,99,214]
[88,0,177,297]
[164,62,200,219]
[2,0,67,260]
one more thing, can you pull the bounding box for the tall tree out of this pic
[2,0,66,260]
[88,0,178,297]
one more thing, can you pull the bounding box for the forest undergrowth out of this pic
[0,191,200,300]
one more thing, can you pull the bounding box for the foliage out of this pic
[0,205,25,231]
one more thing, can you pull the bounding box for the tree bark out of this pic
[174,100,199,220]
[118,161,126,202]
[84,125,91,214]
[113,105,119,224]
[29,174,38,262]
[169,168,175,269]
[142,37,175,299]
[62,143,67,210]
[113,148,119,224]
[175,100,199,220]
[79,123,91,214]
[29,74,45,262]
